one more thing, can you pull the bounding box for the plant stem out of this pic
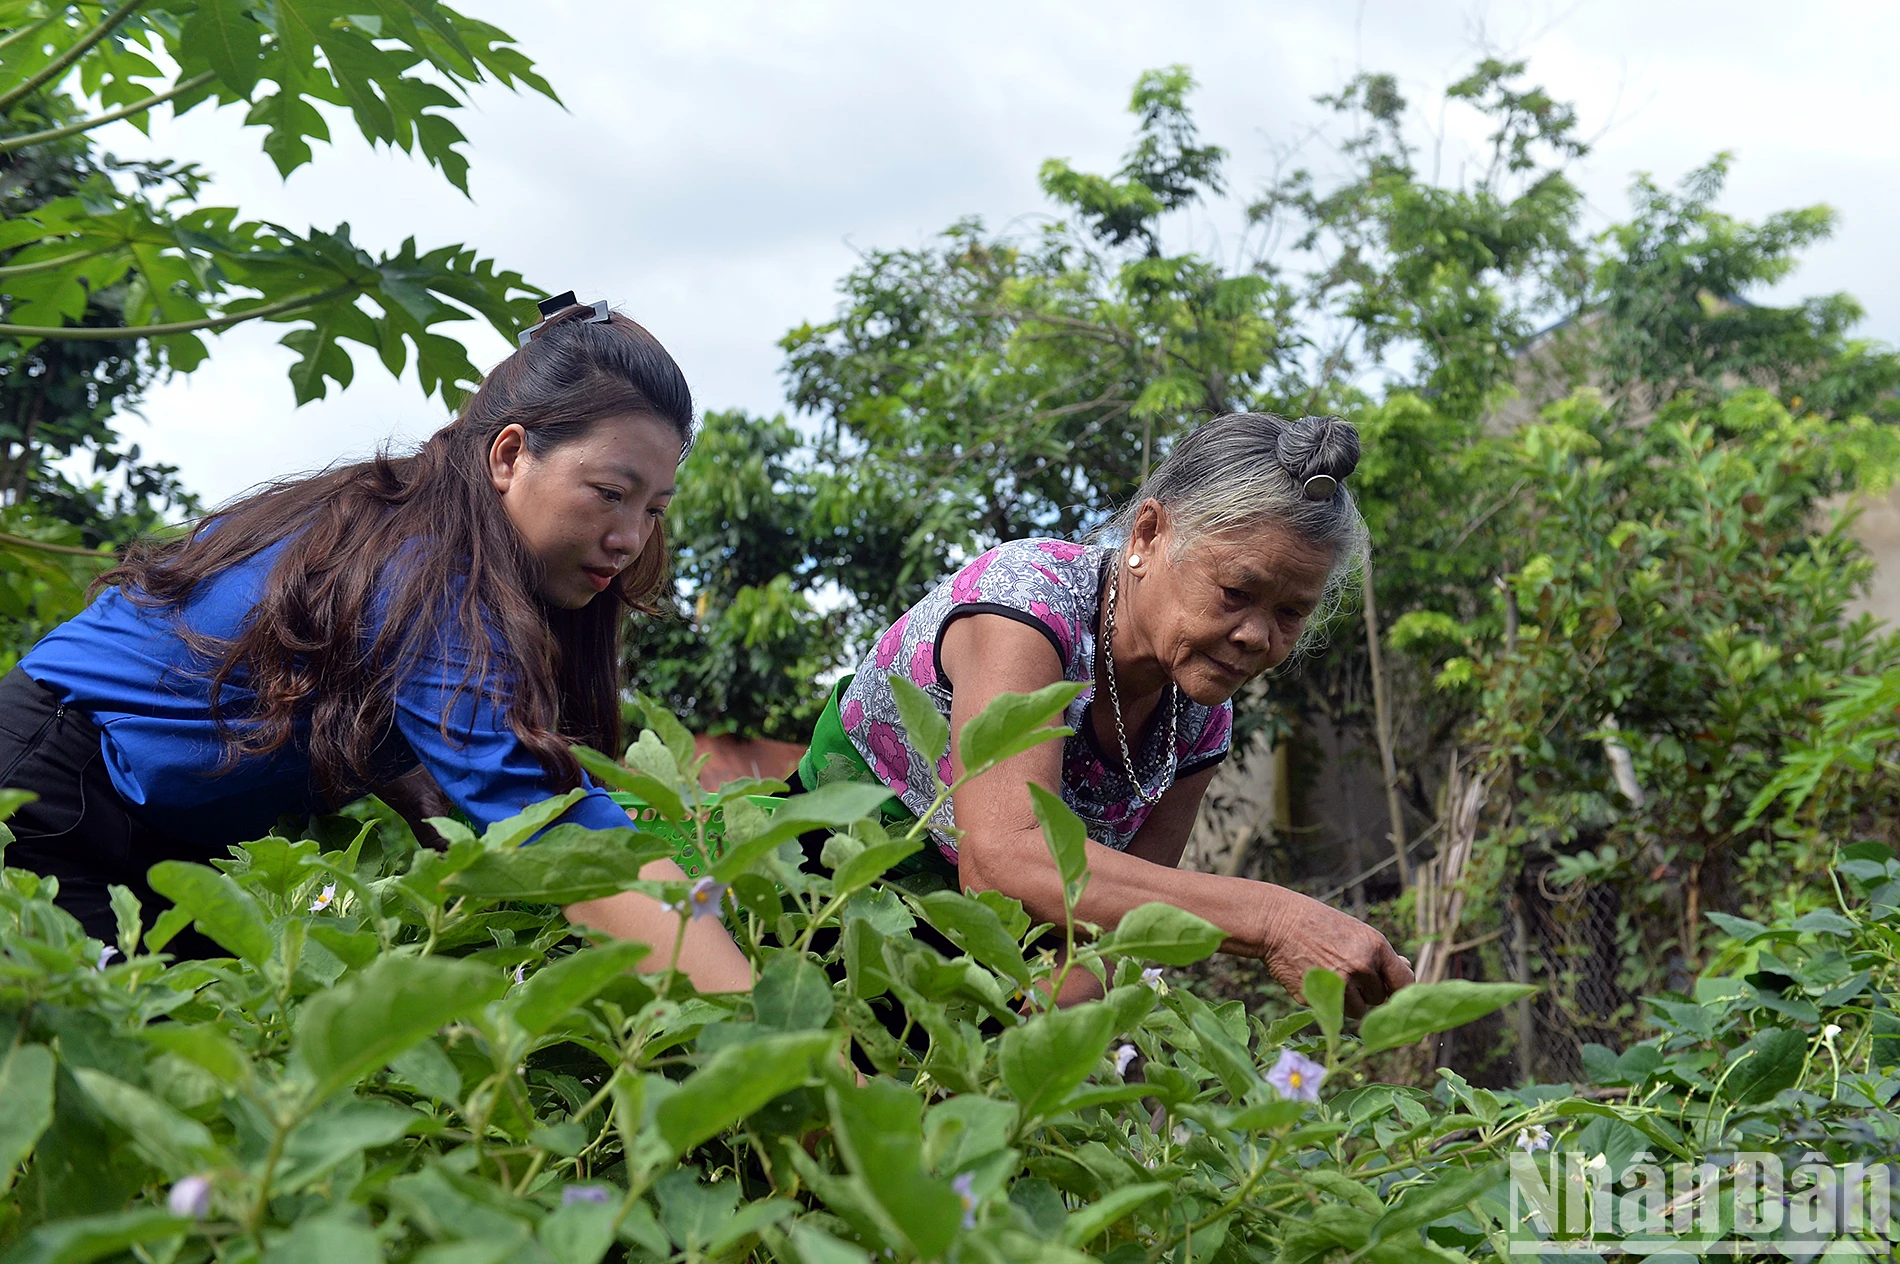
[0,70,215,153]
[1362,557,1409,889]
[0,530,111,558]
[0,0,155,114]
[0,285,355,340]
[0,245,114,278]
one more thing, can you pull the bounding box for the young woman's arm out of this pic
[564,861,753,993]
[941,613,1410,1015]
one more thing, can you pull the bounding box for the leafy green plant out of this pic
[0,687,1550,1263]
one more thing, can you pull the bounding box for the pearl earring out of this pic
[1128,554,1142,569]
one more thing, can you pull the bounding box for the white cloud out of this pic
[87,0,1900,505]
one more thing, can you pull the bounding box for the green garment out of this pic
[798,675,955,887]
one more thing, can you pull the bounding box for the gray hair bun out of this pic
[1275,415,1361,489]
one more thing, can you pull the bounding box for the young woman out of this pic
[0,297,751,990]
[795,413,1413,1014]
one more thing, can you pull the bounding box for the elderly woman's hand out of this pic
[1257,887,1413,1018]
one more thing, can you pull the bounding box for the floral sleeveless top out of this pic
[835,538,1234,864]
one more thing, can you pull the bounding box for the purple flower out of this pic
[562,1184,613,1206]
[909,642,938,687]
[937,754,954,786]
[1037,540,1088,561]
[167,1174,212,1219]
[685,877,728,920]
[95,945,118,971]
[1516,1124,1552,1152]
[951,1171,977,1230]
[512,962,527,985]
[841,698,865,731]
[1265,1048,1327,1102]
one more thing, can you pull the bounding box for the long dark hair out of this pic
[103,306,694,802]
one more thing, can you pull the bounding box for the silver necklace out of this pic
[1101,563,1179,807]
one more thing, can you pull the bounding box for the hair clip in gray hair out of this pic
[1302,474,1338,501]
[517,290,611,347]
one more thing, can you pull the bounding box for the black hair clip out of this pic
[517,290,611,347]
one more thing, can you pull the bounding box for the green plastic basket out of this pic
[605,791,782,879]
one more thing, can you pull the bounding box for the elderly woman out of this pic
[794,411,1412,1013]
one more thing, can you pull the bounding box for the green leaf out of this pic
[635,693,701,771]
[262,1210,382,1263]
[139,1026,249,1086]
[832,838,924,895]
[1358,981,1536,1055]
[1028,783,1088,892]
[0,1209,192,1264]
[711,782,896,883]
[71,1068,225,1177]
[1706,910,1771,943]
[655,1030,837,1155]
[575,746,686,821]
[1188,1011,1261,1101]
[1000,1001,1120,1119]
[916,891,1033,986]
[293,955,508,1100]
[539,1199,616,1264]
[958,681,1083,774]
[1790,908,1857,937]
[0,1044,55,1191]
[277,1101,419,1195]
[511,941,650,1036]
[889,674,949,772]
[787,1224,871,1264]
[828,1078,963,1258]
[179,0,265,97]
[1367,1161,1502,1245]
[1723,1027,1807,1104]
[1061,1181,1169,1247]
[445,826,672,904]
[1097,902,1225,965]
[480,788,588,850]
[754,954,836,1031]
[146,861,274,965]
[1305,969,1346,1047]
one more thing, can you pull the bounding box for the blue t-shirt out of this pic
[19,538,633,846]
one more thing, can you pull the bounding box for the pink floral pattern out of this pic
[909,642,937,687]
[950,550,998,605]
[866,721,910,789]
[834,538,1233,855]
[874,611,910,671]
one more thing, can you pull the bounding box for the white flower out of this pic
[95,945,118,971]
[562,1184,611,1206]
[167,1173,212,1219]
[308,883,337,914]
[1265,1048,1327,1103]
[951,1171,977,1230]
[1140,966,1165,989]
[1516,1124,1552,1153]
[685,877,728,921]
[1113,1043,1139,1076]
[1585,1153,1608,1171]
[1823,1023,1842,1040]
[1171,1123,1192,1147]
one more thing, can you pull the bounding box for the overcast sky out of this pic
[90,0,1900,507]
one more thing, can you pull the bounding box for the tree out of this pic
[1,0,557,660]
